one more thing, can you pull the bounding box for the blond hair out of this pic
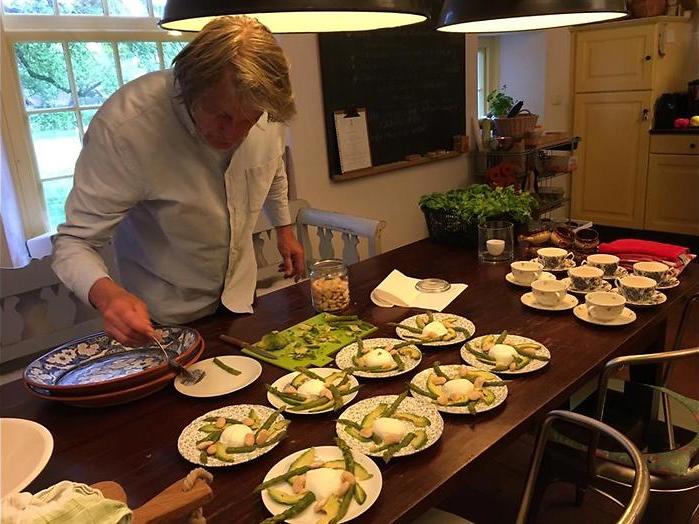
[173,16,296,123]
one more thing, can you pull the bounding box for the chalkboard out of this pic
[318,24,465,178]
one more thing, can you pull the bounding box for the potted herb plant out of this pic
[419,184,538,246]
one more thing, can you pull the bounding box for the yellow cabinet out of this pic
[571,91,651,228]
[575,24,654,93]
[645,154,699,236]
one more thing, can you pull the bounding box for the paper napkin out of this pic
[372,270,467,311]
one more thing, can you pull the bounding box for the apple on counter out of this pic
[674,118,690,129]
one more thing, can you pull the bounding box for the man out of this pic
[52,16,304,346]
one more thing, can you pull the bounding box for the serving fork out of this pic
[151,336,204,386]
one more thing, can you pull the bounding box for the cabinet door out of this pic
[645,154,699,236]
[571,91,651,228]
[575,25,654,93]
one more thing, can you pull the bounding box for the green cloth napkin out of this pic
[1,481,132,524]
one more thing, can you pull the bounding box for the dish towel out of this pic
[1,482,132,524]
[372,270,467,311]
[598,239,696,275]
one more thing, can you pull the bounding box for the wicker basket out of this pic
[493,111,538,138]
[421,208,477,246]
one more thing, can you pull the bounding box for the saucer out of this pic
[656,277,680,290]
[530,258,576,272]
[602,267,629,280]
[573,305,636,326]
[611,288,667,308]
[505,272,555,288]
[521,292,579,311]
[370,289,394,308]
[560,278,612,295]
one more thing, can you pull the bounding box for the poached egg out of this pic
[422,321,448,339]
[372,417,408,443]
[364,348,394,368]
[442,378,474,399]
[297,378,326,398]
[219,423,253,448]
[305,468,344,501]
[490,344,518,366]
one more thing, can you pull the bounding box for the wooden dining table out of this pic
[2,239,698,523]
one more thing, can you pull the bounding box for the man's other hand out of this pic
[276,225,305,281]
[88,277,155,346]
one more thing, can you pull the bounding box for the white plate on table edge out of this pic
[0,418,54,497]
[260,445,382,524]
[573,305,636,326]
[505,271,555,288]
[409,365,508,415]
[336,395,443,459]
[529,258,576,272]
[174,355,262,398]
[335,338,422,378]
[267,368,360,414]
[521,292,579,311]
[602,267,629,280]
[656,277,680,290]
[611,288,667,308]
[461,335,551,375]
[560,278,613,295]
[178,404,287,467]
[395,313,475,347]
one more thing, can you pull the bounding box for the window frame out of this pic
[476,36,500,118]
[2,11,191,237]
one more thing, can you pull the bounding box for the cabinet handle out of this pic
[641,109,649,121]
[644,55,652,61]
[690,143,697,149]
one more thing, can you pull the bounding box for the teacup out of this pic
[583,254,620,277]
[568,265,604,291]
[511,261,544,284]
[537,247,574,270]
[486,239,505,256]
[615,275,657,303]
[531,279,568,307]
[585,291,626,321]
[633,261,673,284]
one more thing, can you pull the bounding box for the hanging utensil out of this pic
[507,100,524,118]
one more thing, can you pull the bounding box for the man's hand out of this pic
[276,225,305,281]
[88,277,155,346]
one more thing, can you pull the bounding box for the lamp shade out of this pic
[159,0,431,33]
[437,0,628,33]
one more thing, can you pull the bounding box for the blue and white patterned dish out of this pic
[24,327,200,390]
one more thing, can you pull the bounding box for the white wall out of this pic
[278,34,477,253]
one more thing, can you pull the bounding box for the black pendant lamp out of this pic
[159,0,431,33]
[437,0,628,33]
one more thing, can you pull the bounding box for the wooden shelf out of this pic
[330,151,465,183]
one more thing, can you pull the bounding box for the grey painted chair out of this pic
[412,410,649,524]
[253,199,386,295]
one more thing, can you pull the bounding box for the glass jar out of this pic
[478,220,514,263]
[309,259,351,312]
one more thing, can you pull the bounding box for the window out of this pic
[476,36,500,119]
[477,47,486,118]
[3,1,188,234]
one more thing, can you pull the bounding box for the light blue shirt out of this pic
[52,70,290,324]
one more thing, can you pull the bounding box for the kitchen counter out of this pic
[650,128,699,135]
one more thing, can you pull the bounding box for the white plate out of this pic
[394,313,475,347]
[178,404,288,467]
[336,395,443,459]
[409,365,508,415]
[602,267,629,280]
[611,288,668,308]
[656,277,680,290]
[505,272,556,288]
[267,368,360,414]
[335,338,422,378]
[260,445,382,524]
[560,278,612,295]
[521,292,579,311]
[573,305,636,326]
[461,334,551,375]
[174,355,262,398]
[370,289,393,308]
[0,418,53,497]
[529,258,576,272]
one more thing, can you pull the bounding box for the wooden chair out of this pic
[412,411,650,524]
[253,199,386,295]
[0,245,117,367]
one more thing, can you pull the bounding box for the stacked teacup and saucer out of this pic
[582,254,628,280]
[561,265,612,295]
[521,277,579,312]
[531,247,576,273]
[632,261,680,291]
[573,291,636,326]
[613,274,667,308]
[505,260,555,288]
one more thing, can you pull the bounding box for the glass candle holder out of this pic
[478,221,514,263]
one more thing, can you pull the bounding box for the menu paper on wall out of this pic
[334,108,372,173]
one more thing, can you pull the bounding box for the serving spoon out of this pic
[152,336,204,386]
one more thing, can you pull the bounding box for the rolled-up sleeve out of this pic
[262,156,291,227]
[52,118,142,306]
